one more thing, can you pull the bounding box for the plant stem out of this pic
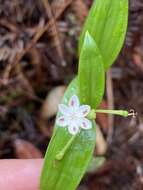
[55,135,76,160]
[87,109,96,120]
[95,109,129,117]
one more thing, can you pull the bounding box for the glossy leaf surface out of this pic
[79,0,128,70]
[78,32,105,108]
[40,78,96,190]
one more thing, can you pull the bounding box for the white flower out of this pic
[56,95,92,135]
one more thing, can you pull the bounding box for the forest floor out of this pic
[0,0,143,189]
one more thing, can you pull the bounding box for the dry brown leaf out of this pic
[72,0,88,24]
[14,139,43,159]
[133,52,143,71]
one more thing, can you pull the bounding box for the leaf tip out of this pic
[83,30,95,49]
[85,30,92,41]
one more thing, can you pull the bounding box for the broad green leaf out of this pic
[78,31,105,109]
[40,78,96,190]
[79,0,128,70]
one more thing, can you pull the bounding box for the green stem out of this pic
[87,109,96,120]
[95,109,129,117]
[55,135,76,160]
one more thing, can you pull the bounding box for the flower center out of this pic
[70,113,77,120]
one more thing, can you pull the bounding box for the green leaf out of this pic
[79,0,128,70]
[40,78,96,190]
[78,31,105,109]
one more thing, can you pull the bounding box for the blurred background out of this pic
[0,0,143,189]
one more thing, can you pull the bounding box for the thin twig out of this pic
[106,69,115,144]
[42,0,66,66]
[0,19,18,32]
[2,0,72,82]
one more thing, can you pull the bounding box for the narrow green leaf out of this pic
[78,31,105,109]
[40,78,96,190]
[79,0,128,70]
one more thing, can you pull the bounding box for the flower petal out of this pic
[68,95,80,108]
[69,118,81,128]
[56,116,68,127]
[78,105,91,117]
[80,118,92,130]
[58,104,70,116]
[68,125,80,135]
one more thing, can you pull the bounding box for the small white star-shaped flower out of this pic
[56,95,92,135]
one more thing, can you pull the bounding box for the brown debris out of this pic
[72,0,88,25]
[14,139,43,159]
[42,0,66,66]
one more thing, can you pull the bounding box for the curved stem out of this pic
[55,135,76,160]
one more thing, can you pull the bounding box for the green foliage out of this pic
[79,0,128,70]
[40,0,128,190]
[40,79,96,190]
[78,31,105,109]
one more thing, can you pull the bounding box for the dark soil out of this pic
[0,0,143,189]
